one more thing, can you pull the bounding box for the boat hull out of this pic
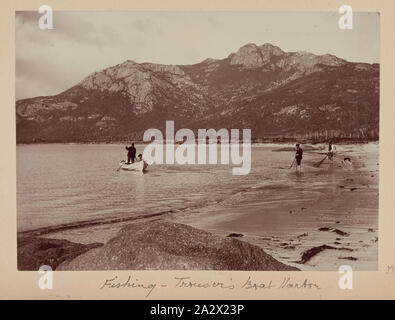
[119,161,148,172]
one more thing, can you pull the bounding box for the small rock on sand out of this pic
[338,257,358,261]
[227,233,244,238]
[318,227,332,232]
[332,229,350,236]
[299,245,335,264]
[298,245,354,264]
[318,227,349,236]
[297,233,308,239]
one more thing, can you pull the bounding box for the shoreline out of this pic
[16,139,379,146]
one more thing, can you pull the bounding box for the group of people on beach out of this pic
[125,143,143,164]
[124,141,350,171]
[293,141,350,172]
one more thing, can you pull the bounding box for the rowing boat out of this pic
[118,160,148,172]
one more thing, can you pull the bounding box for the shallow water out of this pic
[17,143,378,270]
[16,143,316,231]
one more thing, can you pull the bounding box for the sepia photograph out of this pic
[15,10,379,273]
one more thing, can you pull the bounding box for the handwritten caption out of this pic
[99,275,321,297]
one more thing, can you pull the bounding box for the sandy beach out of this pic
[171,143,379,270]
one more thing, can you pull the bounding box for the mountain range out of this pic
[16,43,379,143]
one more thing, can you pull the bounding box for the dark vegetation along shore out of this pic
[18,220,298,271]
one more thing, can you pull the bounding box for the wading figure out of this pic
[295,143,303,172]
[328,141,336,162]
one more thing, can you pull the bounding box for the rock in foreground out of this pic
[17,237,103,271]
[58,221,298,271]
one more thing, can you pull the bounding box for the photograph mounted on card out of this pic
[15,9,379,274]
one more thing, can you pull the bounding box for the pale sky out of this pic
[16,11,379,100]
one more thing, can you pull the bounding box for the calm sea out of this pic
[17,143,378,233]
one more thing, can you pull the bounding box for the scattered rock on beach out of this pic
[298,245,335,264]
[298,244,355,264]
[338,247,354,252]
[227,233,244,238]
[318,227,331,232]
[57,221,298,271]
[318,227,349,236]
[338,257,358,261]
[296,233,308,239]
[332,229,350,236]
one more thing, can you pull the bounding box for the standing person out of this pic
[125,143,136,164]
[328,141,336,161]
[295,143,303,172]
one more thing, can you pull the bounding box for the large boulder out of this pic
[58,221,298,271]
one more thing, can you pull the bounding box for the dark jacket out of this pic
[295,148,303,158]
[126,146,136,156]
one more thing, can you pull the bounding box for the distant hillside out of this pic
[16,43,379,143]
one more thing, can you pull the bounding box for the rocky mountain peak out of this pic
[229,42,285,68]
[228,43,346,71]
[229,43,269,68]
[259,43,284,56]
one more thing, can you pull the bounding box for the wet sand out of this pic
[171,143,379,271]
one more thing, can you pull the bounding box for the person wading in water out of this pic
[295,143,303,172]
[125,143,136,164]
[328,141,336,162]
